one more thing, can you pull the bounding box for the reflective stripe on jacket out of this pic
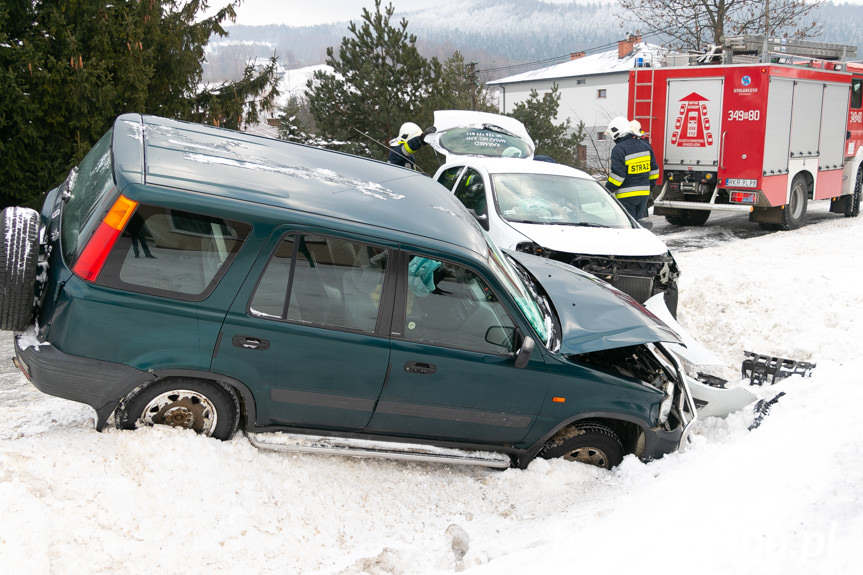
[605,134,658,198]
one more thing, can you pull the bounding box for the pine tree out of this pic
[306,0,439,162]
[508,85,586,168]
[0,1,279,209]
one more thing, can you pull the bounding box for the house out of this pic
[487,35,667,173]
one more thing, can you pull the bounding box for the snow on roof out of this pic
[488,41,668,85]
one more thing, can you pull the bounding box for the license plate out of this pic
[726,178,757,188]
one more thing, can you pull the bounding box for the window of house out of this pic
[597,132,607,141]
[597,89,607,99]
[576,79,586,85]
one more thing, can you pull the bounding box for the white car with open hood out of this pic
[428,110,681,315]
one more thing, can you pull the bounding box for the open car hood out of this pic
[507,251,681,355]
[429,110,535,161]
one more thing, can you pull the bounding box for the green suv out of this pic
[1,114,695,469]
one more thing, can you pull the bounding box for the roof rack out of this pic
[723,35,857,62]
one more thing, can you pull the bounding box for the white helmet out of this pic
[605,116,633,141]
[629,119,642,134]
[398,122,422,141]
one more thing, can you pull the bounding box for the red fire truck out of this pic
[628,35,863,229]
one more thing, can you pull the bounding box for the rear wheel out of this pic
[115,378,240,440]
[780,175,808,230]
[0,207,41,331]
[845,167,862,218]
[540,422,624,469]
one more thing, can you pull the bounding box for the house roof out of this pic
[488,42,668,86]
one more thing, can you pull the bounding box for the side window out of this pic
[852,78,863,110]
[250,234,388,332]
[402,255,516,354]
[436,166,464,191]
[99,204,250,300]
[453,168,487,218]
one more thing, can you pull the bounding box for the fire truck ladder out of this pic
[631,65,655,138]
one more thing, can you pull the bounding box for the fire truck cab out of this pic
[629,35,863,229]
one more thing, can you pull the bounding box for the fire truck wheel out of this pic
[845,168,861,218]
[781,175,808,230]
[665,209,710,227]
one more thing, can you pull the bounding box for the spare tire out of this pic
[0,207,41,331]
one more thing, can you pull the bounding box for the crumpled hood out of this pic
[505,221,669,256]
[428,110,535,161]
[508,251,681,355]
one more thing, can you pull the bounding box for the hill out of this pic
[204,1,863,83]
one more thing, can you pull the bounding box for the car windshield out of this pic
[492,173,633,228]
[482,233,551,345]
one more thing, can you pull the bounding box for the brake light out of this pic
[730,191,757,204]
[72,195,138,281]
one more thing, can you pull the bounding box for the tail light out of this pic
[72,194,138,281]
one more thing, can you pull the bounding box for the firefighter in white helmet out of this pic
[604,116,658,221]
[388,121,436,170]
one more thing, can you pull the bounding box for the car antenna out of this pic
[352,127,428,175]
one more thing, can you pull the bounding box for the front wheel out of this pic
[665,209,710,227]
[845,167,862,218]
[540,422,624,469]
[115,378,240,440]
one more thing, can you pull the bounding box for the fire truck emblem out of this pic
[670,92,714,147]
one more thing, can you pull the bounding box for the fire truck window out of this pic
[852,79,862,110]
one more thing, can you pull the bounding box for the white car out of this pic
[429,110,680,315]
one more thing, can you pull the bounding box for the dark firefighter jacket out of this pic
[388,134,426,169]
[605,134,659,199]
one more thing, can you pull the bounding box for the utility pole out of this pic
[466,61,478,110]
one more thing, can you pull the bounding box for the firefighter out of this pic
[388,122,436,170]
[605,116,658,221]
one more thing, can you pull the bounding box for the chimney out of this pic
[618,34,642,59]
[570,51,586,60]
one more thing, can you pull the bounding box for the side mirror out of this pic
[514,334,535,368]
[486,325,517,351]
[468,209,490,230]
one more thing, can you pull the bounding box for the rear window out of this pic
[61,130,117,263]
[96,203,251,300]
[438,127,533,159]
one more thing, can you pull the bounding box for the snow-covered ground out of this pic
[1,212,862,574]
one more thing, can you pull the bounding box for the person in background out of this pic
[604,116,658,222]
[388,122,436,169]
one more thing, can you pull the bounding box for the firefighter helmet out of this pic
[605,116,633,142]
[398,122,422,141]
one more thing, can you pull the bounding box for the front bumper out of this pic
[14,334,151,429]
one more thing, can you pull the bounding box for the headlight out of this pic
[658,379,675,424]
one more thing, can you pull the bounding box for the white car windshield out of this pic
[483,233,551,345]
[492,173,633,228]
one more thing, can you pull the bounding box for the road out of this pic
[645,201,845,252]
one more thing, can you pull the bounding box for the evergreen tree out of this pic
[306,1,440,164]
[1,1,279,209]
[508,85,586,168]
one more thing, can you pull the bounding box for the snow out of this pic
[2,213,863,573]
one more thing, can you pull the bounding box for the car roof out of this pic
[440,157,599,180]
[111,114,487,256]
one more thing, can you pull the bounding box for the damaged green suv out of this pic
[1,114,695,469]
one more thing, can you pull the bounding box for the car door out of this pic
[211,230,395,430]
[365,252,547,444]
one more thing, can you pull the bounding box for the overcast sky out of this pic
[226,0,585,27]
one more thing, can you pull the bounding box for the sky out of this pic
[2,205,863,573]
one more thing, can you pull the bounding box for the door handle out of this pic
[404,361,437,375]
[232,335,271,351]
